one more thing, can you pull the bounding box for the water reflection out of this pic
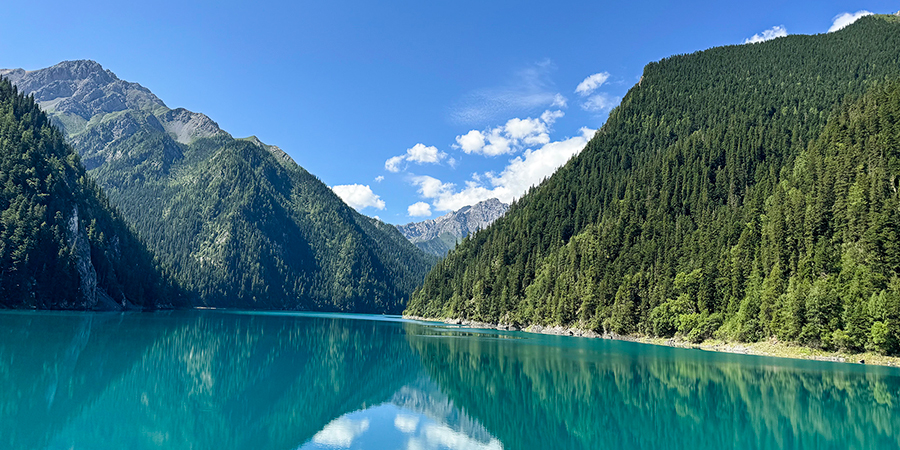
[0,311,421,449]
[405,325,900,450]
[0,311,899,449]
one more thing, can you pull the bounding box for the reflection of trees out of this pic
[407,326,900,450]
[0,312,169,449]
[0,312,418,449]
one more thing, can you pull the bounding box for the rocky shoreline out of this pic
[403,315,900,368]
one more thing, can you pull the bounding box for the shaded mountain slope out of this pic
[3,61,435,312]
[0,77,176,309]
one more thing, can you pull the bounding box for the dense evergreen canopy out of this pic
[0,77,175,309]
[407,15,900,354]
[5,60,436,313]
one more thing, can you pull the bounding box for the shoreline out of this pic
[404,315,900,368]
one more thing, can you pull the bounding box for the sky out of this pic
[1,1,897,224]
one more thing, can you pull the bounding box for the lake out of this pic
[0,310,898,449]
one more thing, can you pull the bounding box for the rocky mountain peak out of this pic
[1,59,165,121]
[396,198,509,256]
[2,60,233,147]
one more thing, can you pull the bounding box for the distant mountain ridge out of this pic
[397,198,509,256]
[3,60,435,312]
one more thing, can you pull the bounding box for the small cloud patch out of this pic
[331,184,386,211]
[743,25,787,44]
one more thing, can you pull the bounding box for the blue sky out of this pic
[1,1,896,223]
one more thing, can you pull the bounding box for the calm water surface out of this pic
[1,310,898,449]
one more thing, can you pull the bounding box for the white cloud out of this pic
[454,110,565,157]
[828,10,873,33]
[482,129,513,156]
[312,417,370,448]
[375,175,384,182]
[504,117,546,140]
[541,110,564,125]
[743,25,787,44]
[488,127,595,199]
[385,144,448,173]
[407,144,445,164]
[330,184,386,210]
[575,72,610,97]
[411,175,450,199]
[408,202,432,217]
[385,155,405,173]
[581,93,621,112]
[456,130,486,154]
[411,127,595,212]
[551,93,568,108]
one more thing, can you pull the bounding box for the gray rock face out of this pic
[162,108,223,144]
[396,198,509,256]
[66,205,98,309]
[1,60,226,146]
[1,60,164,120]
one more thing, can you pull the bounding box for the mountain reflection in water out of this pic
[0,310,897,449]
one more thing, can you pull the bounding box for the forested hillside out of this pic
[0,77,176,309]
[407,15,900,353]
[3,61,435,313]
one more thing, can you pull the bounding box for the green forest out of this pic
[0,78,175,309]
[64,95,435,313]
[406,15,900,354]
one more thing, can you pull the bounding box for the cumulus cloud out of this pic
[330,184,386,210]
[412,127,595,212]
[407,144,445,164]
[504,117,546,140]
[385,144,448,172]
[411,175,450,199]
[482,129,513,156]
[581,93,621,113]
[454,110,564,157]
[375,175,384,182]
[743,25,787,44]
[828,11,873,33]
[408,202,432,217]
[456,130,486,154]
[385,155,405,173]
[575,72,610,96]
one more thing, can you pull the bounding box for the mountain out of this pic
[0,77,176,310]
[406,15,900,354]
[2,60,435,313]
[396,198,509,256]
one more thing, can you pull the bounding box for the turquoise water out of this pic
[1,310,899,449]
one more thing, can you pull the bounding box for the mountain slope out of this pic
[406,15,900,353]
[0,77,176,309]
[3,61,435,312]
[397,198,509,256]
